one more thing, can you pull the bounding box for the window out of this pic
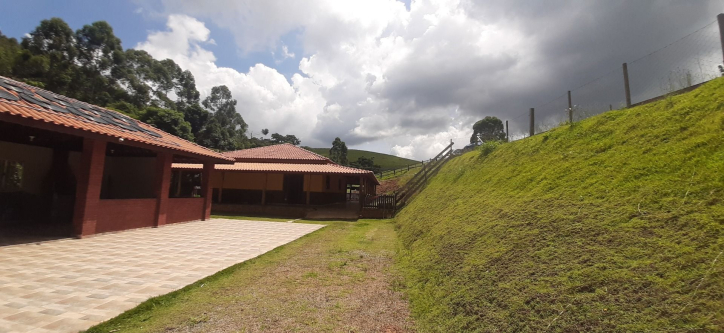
[0,160,23,192]
[325,175,330,190]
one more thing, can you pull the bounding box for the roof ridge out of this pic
[300,145,333,161]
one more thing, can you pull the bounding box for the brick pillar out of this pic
[72,138,106,237]
[201,162,214,220]
[154,152,173,227]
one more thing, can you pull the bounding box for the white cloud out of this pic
[134,0,720,159]
[136,15,327,146]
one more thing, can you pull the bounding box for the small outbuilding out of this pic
[0,76,233,243]
[173,144,379,218]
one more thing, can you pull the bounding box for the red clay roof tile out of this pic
[173,161,380,184]
[223,143,331,163]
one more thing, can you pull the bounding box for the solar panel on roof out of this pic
[19,92,51,108]
[0,89,18,101]
[35,90,69,106]
[1,78,163,138]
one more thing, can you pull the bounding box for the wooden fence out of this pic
[356,141,456,217]
[360,194,397,218]
[394,141,455,211]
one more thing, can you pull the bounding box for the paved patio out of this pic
[0,218,324,333]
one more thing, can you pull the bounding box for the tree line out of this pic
[0,18,298,151]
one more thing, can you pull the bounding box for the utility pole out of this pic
[718,14,724,64]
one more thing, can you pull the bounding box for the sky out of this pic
[1,0,723,159]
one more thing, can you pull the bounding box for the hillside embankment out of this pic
[396,78,724,331]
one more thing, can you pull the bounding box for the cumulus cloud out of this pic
[134,0,722,159]
[136,14,327,145]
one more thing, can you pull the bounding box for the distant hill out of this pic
[306,148,419,170]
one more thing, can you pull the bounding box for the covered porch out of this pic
[172,164,379,220]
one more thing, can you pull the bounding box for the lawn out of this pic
[83,218,413,333]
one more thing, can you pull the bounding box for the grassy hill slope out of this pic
[395,78,724,332]
[307,148,419,169]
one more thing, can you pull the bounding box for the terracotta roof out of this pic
[0,76,233,163]
[173,162,380,184]
[223,143,331,163]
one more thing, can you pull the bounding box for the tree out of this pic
[197,85,248,151]
[178,103,209,139]
[470,116,506,144]
[73,21,124,105]
[138,107,193,141]
[350,156,381,173]
[261,128,269,136]
[20,18,78,94]
[0,32,20,76]
[271,133,301,145]
[329,137,348,165]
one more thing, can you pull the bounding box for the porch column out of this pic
[359,176,364,210]
[154,152,173,227]
[305,174,311,205]
[219,171,225,203]
[72,138,107,237]
[174,170,182,197]
[261,173,267,205]
[201,162,214,220]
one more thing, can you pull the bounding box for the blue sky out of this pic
[0,0,306,81]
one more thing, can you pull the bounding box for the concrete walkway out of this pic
[0,219,324,333]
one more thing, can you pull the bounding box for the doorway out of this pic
[283,174,305,204]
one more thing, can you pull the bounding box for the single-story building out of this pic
[0,75,233,242]
[172,144,379,218]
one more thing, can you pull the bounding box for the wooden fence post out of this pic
[567,90,573,124]
[716,13,724,64]
[505,120,509,141]
[623,63,632,107]
[529,108,535,137]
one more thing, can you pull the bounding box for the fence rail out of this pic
[395,141,455,211]
[376,156,443,179]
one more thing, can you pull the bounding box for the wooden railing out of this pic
[394,141,455,211]
[362,194,396,209]
[360,193,397,219]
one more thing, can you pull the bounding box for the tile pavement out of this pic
[0,218,324,333]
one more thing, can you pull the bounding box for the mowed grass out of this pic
[307,148,419,169]
[395,78,724,332]
[84,219,413,333]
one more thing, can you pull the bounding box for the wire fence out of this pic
[509,14,724,140]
